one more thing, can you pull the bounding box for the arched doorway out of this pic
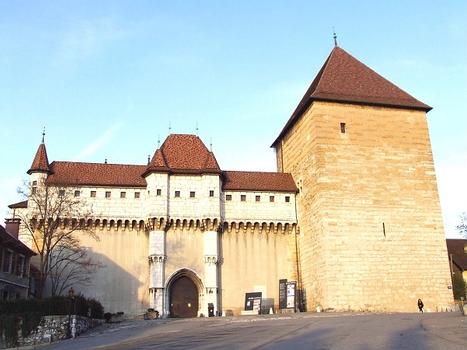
[169,275,199,318]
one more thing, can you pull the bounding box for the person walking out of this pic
[417,299,424,313]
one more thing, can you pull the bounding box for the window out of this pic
[209,190,214,197]
[175,191,180,198]
[269,196,275,202]
[226,194,232,201]
[120,192,126,198]
[156,189,162,196]
[32,181,37,185]
[2,250,12,273]
[255,195,261,202]
[190,191,196,198]
[134,192,140,199]
[340,122,346,133]
[74,190,80,197]
[241,195,246,202]
[90,191,96,198]
[285,196,290,203]
[59,189,65,197]
[105,191,111,198]
[32,181,37,194]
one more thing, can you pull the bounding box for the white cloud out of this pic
[73,121,124,161]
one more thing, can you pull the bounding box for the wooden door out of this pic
[169,276,198,318]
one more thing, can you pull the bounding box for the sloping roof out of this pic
[46,162,147,187]
[0,225,36,256]
[144,134,221,176]
[27,143,50,174]
[272,46,431,146]
[8,200,28,209]
[222,171,297,192]
[446,239,467,271]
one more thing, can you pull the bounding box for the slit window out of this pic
[209,190,214,197]
[134,192,140,199]
[241,195,246,202]
[156,189,162,196]
[90,191,96,198]
[340,122,346,133]
[226,194,232,201]
[105,191,111,198]
[255,195,261,202]
[74,190,80,197]
[285,196,290,203]
[120,192,126,198]
[269,196,275,202]
[59,189,65,197]
[175,191,180,198]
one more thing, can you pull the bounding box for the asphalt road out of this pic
[42,312,467,350]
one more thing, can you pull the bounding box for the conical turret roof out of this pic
[272,46,431,146]
[27,142,50,175]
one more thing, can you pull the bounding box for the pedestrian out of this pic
[417,299,424,313]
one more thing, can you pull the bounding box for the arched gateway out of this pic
[166,269,202,318]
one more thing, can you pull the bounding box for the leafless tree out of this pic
[457,212,467,239]
[16,178,98,298]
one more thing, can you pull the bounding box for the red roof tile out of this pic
[144,134,221,176]
[27,143,50,174]
[446,239,467,270]
[222,171,297,192]
[272,46,431,146]
[46,162,147,187]
[8,200,28,209]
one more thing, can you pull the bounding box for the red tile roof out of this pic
[272,46,431,146]
[222,171,297,192]
[27,143,50,174]
[46,162,147,187]
[8,200,28,209]
[446,239,467,271]
[144,134,221,176]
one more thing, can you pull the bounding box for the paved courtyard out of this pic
[42,312,467,350]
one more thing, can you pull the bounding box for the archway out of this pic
[167,269,202,318]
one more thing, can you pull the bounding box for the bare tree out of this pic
[457,212,467,239]
[49,235,103,296]
[16,178,98,298]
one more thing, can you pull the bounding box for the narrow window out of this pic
[90,191,96,198]
[32,181,37,195]
[255,195,261,202]
[74,190,80,197]
[59,189,65,197]
[190,191,196,198]
[285,196,290,203]
[226,194,232,201]
[156,189,162,196]
[32,181,37,185]
[209,190,214,197]
[269,195,275,202]
[241,195,246,202]
[134,192,140,199]
[105,191,111,198]
[340,122,346,134]
[120,192,126,198]
[175,191,180,198]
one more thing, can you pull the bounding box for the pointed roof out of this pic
[27,142,50,174]
[143,134,221,176]
[272,46,431,146]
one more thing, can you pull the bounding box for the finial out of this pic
[333,28,338,47]
[195,122,199,136]
[209,137,213,152]
[41,127,45,143]
[147,155,150,165]
[168,121,172,133]
[104,158,108,164]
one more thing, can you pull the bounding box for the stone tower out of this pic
[273,46,453,312]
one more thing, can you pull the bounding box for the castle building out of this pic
[9,46,453,316]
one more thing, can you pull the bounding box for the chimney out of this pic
[5,218,20,239]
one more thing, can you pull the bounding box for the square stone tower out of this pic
[273,46,453,312]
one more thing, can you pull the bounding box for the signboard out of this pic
[279,279,288,309]
[244,292,262,313]
[286,281,296,310]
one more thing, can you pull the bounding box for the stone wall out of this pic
[278,100,454,312]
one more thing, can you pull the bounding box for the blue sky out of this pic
[0,1,466,237]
